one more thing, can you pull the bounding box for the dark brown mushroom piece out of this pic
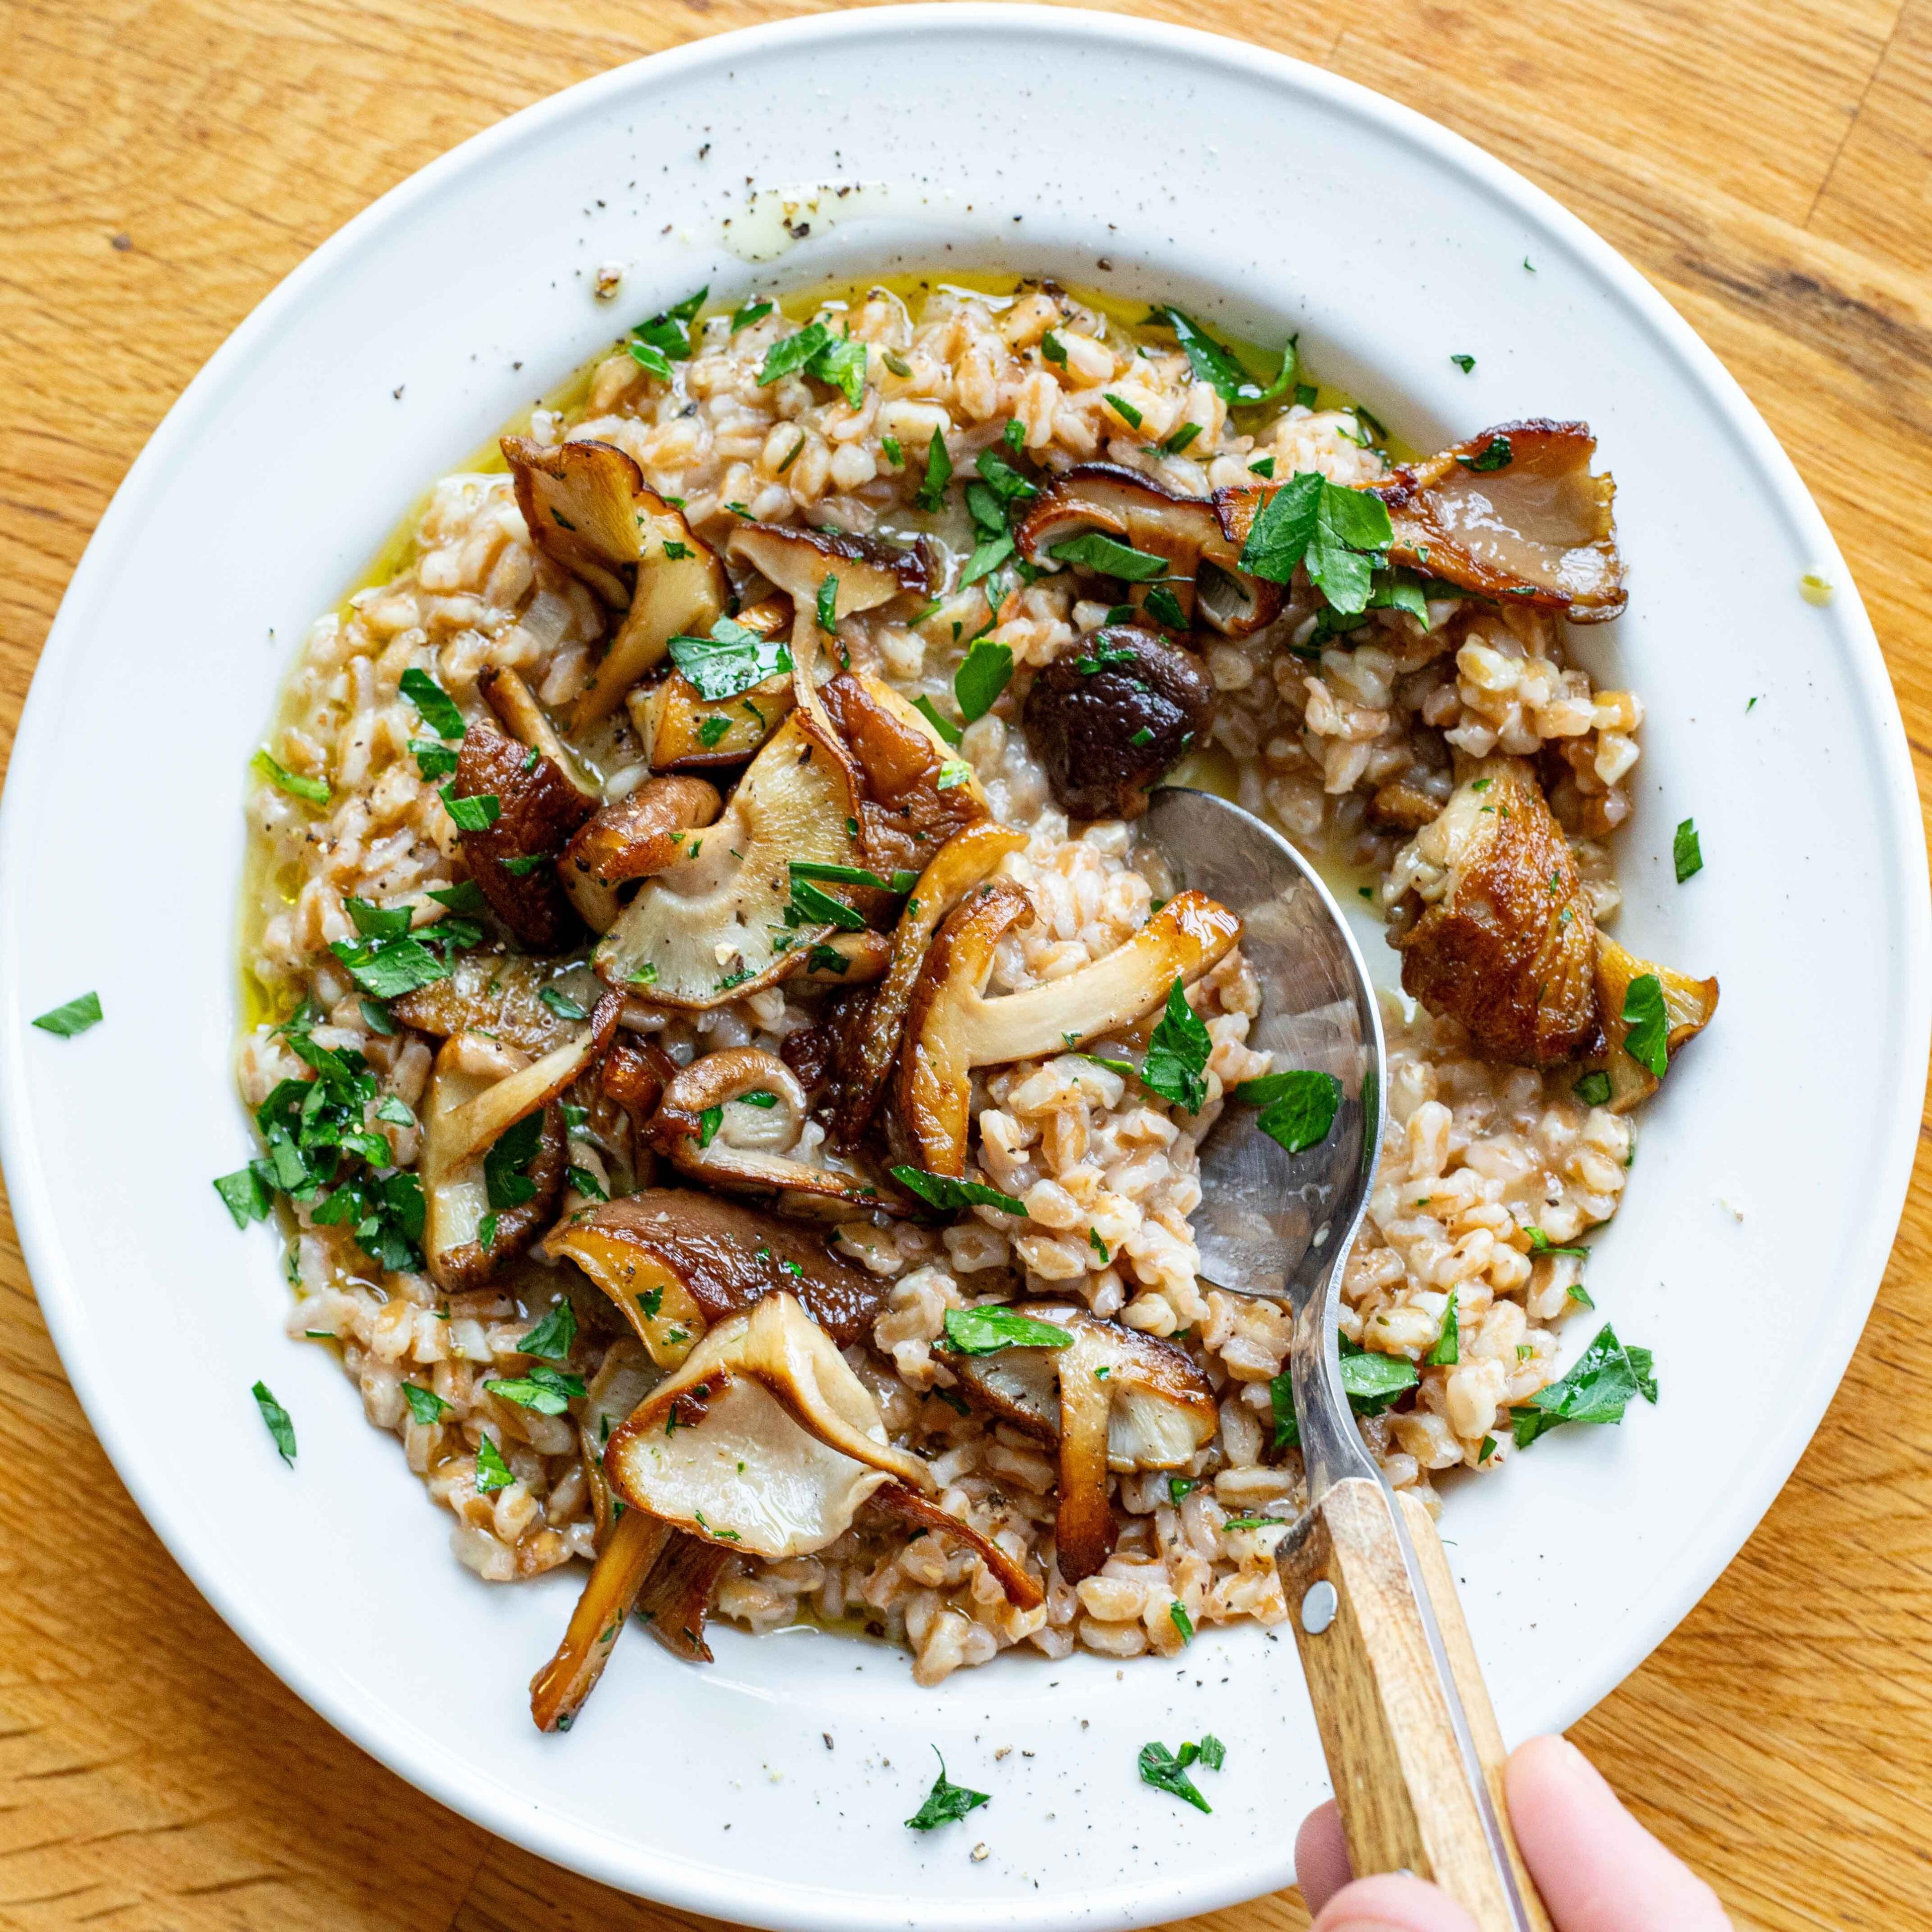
[1386,759,1600,1066]
[1022,627,1216,821]
[428,1102,567,1292]
[447,721,596,952]
[547,1188,890,1367]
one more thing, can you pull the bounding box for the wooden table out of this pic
[3,2,1929,1926]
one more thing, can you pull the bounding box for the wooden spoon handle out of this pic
[1280,1477,1554,1930]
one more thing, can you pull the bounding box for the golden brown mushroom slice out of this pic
[547,1188,889,1368]
[591,711,868,1007]
[478,666,595,796]
[648,1046,909,1219]
[1387,759,1600,1067]
[947,1306,1216,1584]
[1590,933,1719,1112]
[1179,418,1629,626]
[896,884,1242,1176]
[868,1481,1046,1612]
[632,1531,734,1663]
[1016,463,1281,637]
[557,776,722,935]
[825,821,1029,1149]
[500,435,731,727]
[627,596,796,771]
[529,1504,670,1733]
[446,721,597,953]
[420,995,622,1292]
[605,1292,933,1558]
[390,950,599,1053]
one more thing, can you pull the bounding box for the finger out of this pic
[1506,1734,1733,1931]
[1309,1872,1481,1932]
[1294,1800,1353,1915]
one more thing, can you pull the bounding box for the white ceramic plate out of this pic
[2,9,1924,1927]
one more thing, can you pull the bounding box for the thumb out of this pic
[1310,1873,1482,1932]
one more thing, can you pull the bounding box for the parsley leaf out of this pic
[483,1111,545,1210]
[669,616,794,701]
[816,575,840,634]
[1673,817,1703,883]
[789,872,867,932]
[519,1299,577,1361]
[1140,978,1212,1112]
[253,1381,297,1466]
[697,1104,723,1149]
[1103,391,1143,429]
[399,668,465,739]
[942,1306,1073,1355]
[1573,1069,1612,1107]
[1269,1347,1420,1446]
[486,1364,587,1415]
[891,1166,1028,1217]
[410,738,458,780]
[1451,353,1476,373]
[539,985,589,1021]
[1425,1289,1459,1366]
[905,1751,990,1830]
[32,991,103,1038]
[628,285,707,374]
[1621,973,1669,1077]
[252,749,330,807]
[1510,1324,1656,1447]
[959,530,1015,587]
[813,335,867,408]
[329,931,448,999]
[474,1436,515,1493]
[914,695,963,746]
[954,638,1014,722]
[1138,1738,1215,1813]
[403,1382,450,1424]
[731,297,773,332]
[1234,1069,1341,1153]
[1148,305,1295,408]
[1239,473,1394,616]
[1049,531,1168,582]
[1457,434,1513,473]
[440,786,501,833]
[1143,583,1187,630]
[914,429,953,512]
[213,1163,275,1227]
[756,318,832,384]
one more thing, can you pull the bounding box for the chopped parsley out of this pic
[1238,471,1394,617]
[1169,1600,1195,1644]
[627,285,708,377]
[213,1163,275,1228]
[1103,391,1144,429]
[1457,434,1514,472]
[669,615,794,701]
[568,1165,608,1201]
[1451,353,1476,373]
[403,1382,450,1425]
[697,714,733,748]
[788,872,867,932]
[914,696,963,746]
[731,297,772,332]
[1673,817,1703,883]
[483,1111,545,1210]
[1425,1289,1459,1366]
[1138,1736,1223,1813]
[252,1381,297,1465]
[1573,1069,1612,1107]
[941,1306,1073,1355]
[959,530,1015,587]
[539,985,589,1021]
[409,738,458,781]
[428,879,489,915]
[816,575,840,634]
[1143,583,1188,631]
[791,860,913,893]
[1049,531,1168,582]
[474,1436,515,1493]
[252,749,330,807]
[439,786,501,833]
[1269,1344,1420,1447]
[1509,1325,1656,1447]
[487,1364,587,1414]
[638,1286,664,1320]
[1040,331,1069,368]
[1130,726,1155,748]
[519,1299,577,1361]
[502,851,555,878]
[905,1751,990,1830]
[1621,973,1670,1077]
[32,991,102,1038]
[1140,978,1212,1113]
[1089,1228,1110,1261]
[697,1104,724,1150]
[1148,304,1295,408]
[1525,1227,1589,1260]
[1234,1068,1341,1154]
[399,667,466,740]
[914,429,953,512]
[954,637,1014,722]
[891,1166,1028,1218]
[754,316,866,397]
[935,759,973,790]
[1162,422,1202,454]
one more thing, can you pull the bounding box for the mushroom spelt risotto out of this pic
[230,276,1717,1719]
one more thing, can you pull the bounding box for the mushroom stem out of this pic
[634,1531,734,1663]
[479,666,592,794]
[528,1505,670,1733]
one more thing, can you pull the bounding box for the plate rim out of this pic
[2,7,1926,1926]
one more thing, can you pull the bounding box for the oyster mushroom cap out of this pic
[947,1306,1216,1584]
[896,884,1243,1175]
[1388,759,1600,1067]
[1015,464,1281,637]
[826,820,1029,1149]
[727,522,931,616]
[605,1292,933,1559]
[652,1046,909,1218]
[547,1188,889,1367]
[500,435,731,726]
[559,776,722,934]
[1022,626,1217,821]
[592,710,866,1007]
[448,721,597,953]
[1591,932,1719,1112]
[1214,421,1625,621]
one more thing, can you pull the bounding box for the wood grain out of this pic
[3,3,1930,1928]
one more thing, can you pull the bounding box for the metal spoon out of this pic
[1141,788,1552,1932]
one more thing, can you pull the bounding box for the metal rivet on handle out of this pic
[1300,1580,1338,1635]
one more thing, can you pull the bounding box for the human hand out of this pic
[1294,1734,1733,1930]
